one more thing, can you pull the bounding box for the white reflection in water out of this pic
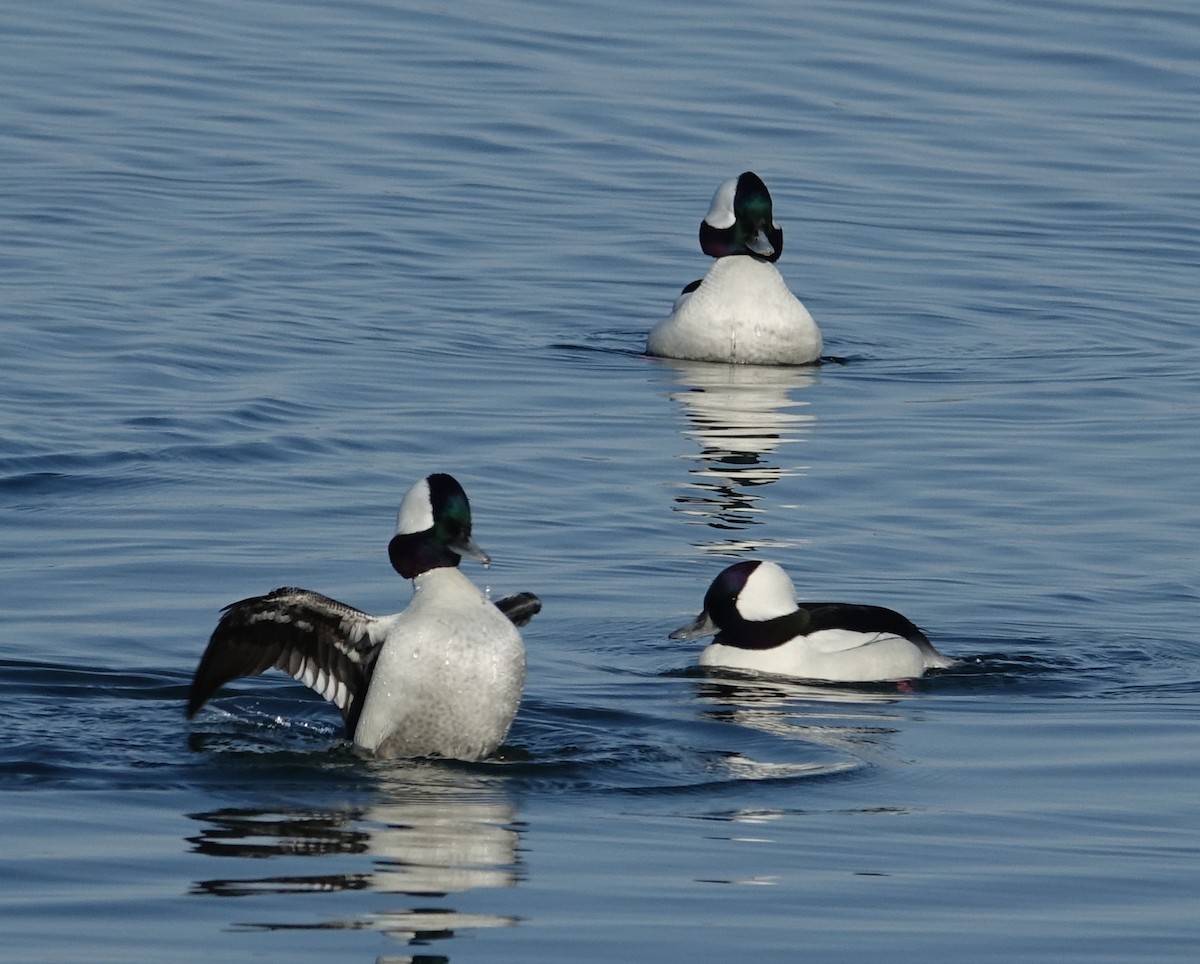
[694,673,913,766]
[660,359,818,547]
[188,768,521,947]
[365,785,520,896]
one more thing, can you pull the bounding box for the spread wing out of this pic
[494,591,542,627]
[186,587,382,734]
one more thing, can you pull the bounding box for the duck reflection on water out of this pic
[659,359,818,544]
[187,769,521,945]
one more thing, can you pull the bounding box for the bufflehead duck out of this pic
[670,560,954,682]
[647,172,822,366]
[187,473,539,761]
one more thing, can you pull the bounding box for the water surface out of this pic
[2,0,1198,960]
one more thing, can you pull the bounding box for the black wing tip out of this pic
[496,591,542,627]
[186,653,225,719]
[185,681,210,719]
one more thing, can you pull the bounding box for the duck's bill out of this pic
[746,229,776,258]
[450,534,491,567]
[668,610,718,640]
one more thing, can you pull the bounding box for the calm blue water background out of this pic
[2,0,1198,960]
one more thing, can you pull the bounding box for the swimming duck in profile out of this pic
[187,473,540,761]
[669,560,954,682]
[647,172,822,366]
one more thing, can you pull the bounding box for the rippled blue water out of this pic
[2,0,1198,960]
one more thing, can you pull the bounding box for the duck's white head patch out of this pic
[396,476,434,534]
[737,561,798,621]
[703,176,739,229]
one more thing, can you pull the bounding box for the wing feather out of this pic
[494,591,542,628]
[800,602,930,647]
[187,587,382,734]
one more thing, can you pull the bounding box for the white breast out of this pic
[354,568,526,760]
